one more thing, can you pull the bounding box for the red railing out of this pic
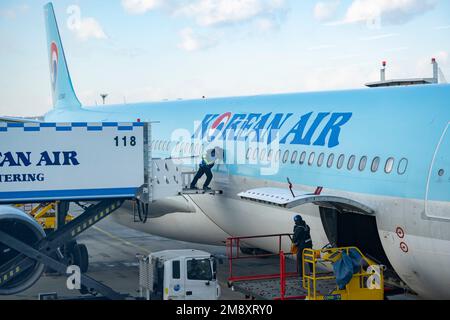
[226,234,306,300]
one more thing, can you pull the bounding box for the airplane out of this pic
[1,2,449,299]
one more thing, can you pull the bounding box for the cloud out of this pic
[121,0,288,51]
[121,0,288,28]
[72,18,108,41]
[314,1,340,22]
[344,0,438,25]
[175,0,286,27]
[178,27,218,51]
[67,6,107,41]
[121,0,163,15]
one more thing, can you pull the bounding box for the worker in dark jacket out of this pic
[190,148,217,191]
[293,215,313,276]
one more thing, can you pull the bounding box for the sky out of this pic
[0,0,449,116]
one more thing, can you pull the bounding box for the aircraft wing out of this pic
[0,116,42,123]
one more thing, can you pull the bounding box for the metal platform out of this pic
[232,276,337,300]
[180,189,223,196]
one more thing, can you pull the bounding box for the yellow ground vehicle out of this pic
[15,202,73,231]
[14,203,88,273]
[302,247,384,300]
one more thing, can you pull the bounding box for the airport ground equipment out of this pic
[137,250,221,300]
[226,234,387,300]
[15,202,74,231]
[302,247,384,300]
[0,121,210,299]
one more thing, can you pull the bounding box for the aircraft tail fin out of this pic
[44,2,81,109]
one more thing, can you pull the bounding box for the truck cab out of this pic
[138,249,221,300]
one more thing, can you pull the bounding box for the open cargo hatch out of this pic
[238,188,375,216]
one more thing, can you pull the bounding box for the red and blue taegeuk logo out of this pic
[50,42,58,91]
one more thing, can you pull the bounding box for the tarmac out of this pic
[1,204,248,300]
[0,204,417,301]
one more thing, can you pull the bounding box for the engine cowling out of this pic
[0,206,46,295]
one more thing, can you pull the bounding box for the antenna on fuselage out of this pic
[287,178,296,198]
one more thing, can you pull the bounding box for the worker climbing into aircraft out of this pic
[293,215,313,277]
[190,147,222,191]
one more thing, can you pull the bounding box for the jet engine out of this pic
[0,206,46,295]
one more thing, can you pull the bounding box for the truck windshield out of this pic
[187,259,213,281]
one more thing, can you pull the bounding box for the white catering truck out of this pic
[138,250,221,300]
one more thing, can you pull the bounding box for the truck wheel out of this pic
[78,244,89,273]
[68,244,82,269]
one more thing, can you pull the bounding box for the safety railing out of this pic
[302,247,385,300]
[226,234,305,300]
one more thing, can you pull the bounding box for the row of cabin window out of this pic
[152,141,202,156]
[244,148,408,175]
[152,140,408,175]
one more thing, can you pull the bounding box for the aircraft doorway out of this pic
[319,207,392,268]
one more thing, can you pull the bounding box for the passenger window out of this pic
[172,260,180,279]
[275,150,281,162]
[253,148,259,161]
[291,151,298,164]
[337,154,345,169]
[260,149,267,161]
[398,158,408,175]
[327,154,335,168]
[195,144,201,155]
[246,148,252,160]
[317,153,325,167]
[282,150,290,163]
[179,142,184,153]
[184,143,190,154]
[359,156,367,171]
[267,149,273,162]
[308,152,316,166]
[371,157,380,172]
[299,152,307,165]
[385,158,395,174]
[348,155,356,170]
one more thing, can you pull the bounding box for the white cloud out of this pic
[121,0,163,15]
[175,0,286,27]
[344,0,438,25]
[120,0,288,51]
[67,5,107,41]
[178,27,218,51]
[314,1,340,22]
[121,0,288,27]
[178,27,201,51]
[71,17,107,41]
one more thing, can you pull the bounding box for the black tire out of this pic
[78,244,89,273]
[68,244,82,268]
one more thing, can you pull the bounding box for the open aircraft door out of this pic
[238,188,391,267]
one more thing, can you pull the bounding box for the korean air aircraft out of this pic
[2,3,449,299]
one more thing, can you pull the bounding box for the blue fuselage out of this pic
[45,84,450,203]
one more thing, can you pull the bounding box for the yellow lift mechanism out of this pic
[14,202,74,230]
[302,247,384,300]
